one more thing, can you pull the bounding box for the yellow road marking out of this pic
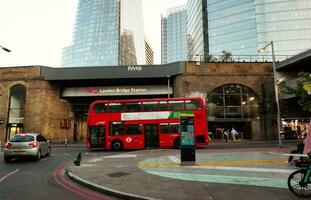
[137,159,285,168]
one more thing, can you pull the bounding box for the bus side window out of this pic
[124,102,141,112]
[160,123,169,134]
[169,101,184,110]
[94,103,109,113]
[109,103,124,112]
[159,101,168,111]
[185,100,202,109]
[169,123,180,134]
[126,124,142,135]
[142,101,158,111]
[110,122,124,136]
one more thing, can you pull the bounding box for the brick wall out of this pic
[0,66,73,143]
[173,62,278,140]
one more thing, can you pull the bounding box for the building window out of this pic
[207,84,259,120]
[8,84,26,124]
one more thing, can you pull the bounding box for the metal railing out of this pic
[189,55,291,63]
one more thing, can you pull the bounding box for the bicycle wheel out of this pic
[288,169,311,198]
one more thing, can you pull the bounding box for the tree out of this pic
[220,51,232,62]
[280,72,311,112]
[206,54,217,62]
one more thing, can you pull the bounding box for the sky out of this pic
[0,0,187,67]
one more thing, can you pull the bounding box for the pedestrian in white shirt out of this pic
[231,128,238,142]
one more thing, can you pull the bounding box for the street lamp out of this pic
[167,75,170,98]
[0,45,11,52]
[258,41,282,148]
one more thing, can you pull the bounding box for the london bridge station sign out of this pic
[61,85,173,97]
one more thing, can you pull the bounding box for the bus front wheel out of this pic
[111,140,123,151]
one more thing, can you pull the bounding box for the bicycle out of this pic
[288,151,311,198]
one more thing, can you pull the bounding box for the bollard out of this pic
[74,152,82,166]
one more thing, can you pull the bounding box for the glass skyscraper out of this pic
[161,5,188,64]
[206,0,311,59]
[161,16,168,64]
[208,0,258,56]
[62,0,146,67]
[255,0,311,58]
[187,0,209,61]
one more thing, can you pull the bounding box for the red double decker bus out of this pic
[87,97,208,150]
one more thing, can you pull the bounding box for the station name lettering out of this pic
[99,88,147,94]
[128,66,142,71]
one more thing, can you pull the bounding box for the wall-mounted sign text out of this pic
[61,85,172,97]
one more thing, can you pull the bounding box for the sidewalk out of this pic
[66,145,301,200]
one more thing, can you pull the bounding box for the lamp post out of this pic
[167,75,170,98]
[0,45,11,52]
[258,41,282,148]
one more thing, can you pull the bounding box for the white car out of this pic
[4,133,51,163]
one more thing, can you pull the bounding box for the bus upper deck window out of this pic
[94,103,109,113]
[142,102,158,111]
[124,102,141,112]
[169,101,184,110]
[185,100,202,109]
[109,103,124,112]
[159,101,168,111]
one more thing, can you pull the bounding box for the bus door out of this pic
[88,126,106,148]
[144,124,159,148]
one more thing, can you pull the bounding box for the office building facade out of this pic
[62,0,146,67]
[145,40,154,65]
[255,0,311,58]
[207,0,258,57]
[187,0,209,61]
[161,5,188,64]
[161,16,168,64]
[206,0,311,60]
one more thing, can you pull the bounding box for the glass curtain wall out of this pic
[187,0,209,61]
[161,16,168,64]
[207,0,258,57]
[119,0,146,65]
[62,0,146,67]
[62,0,119,67]
[163,5,188,64]
[255,0,311,59]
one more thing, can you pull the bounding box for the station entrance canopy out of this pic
[40,62,185,112]
[41,62,185,80]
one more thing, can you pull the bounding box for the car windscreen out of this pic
[10,135,34,142]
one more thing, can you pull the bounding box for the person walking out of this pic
[224,129,229,143]
[231,128,238,142]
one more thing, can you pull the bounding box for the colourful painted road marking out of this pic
[192,166,295,173]
[145,171,289,188]
[138,159,285,168]
[137,152,296,189]
[268,152,309,157]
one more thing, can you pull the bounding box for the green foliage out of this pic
[206,54,217,62]
[281,72,311,112]
[220,51,232,62]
